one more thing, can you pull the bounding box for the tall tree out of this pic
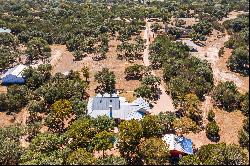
[140,115,164,138]
[81,66,90,82]
[118,120,143,162]
[138,137,170,165]
[212,81,241,112]
[94,131,115,157]
[26,37,51,64]
[94,68,116,94]
[66,148,95,165]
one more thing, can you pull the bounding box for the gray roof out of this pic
[92,96,120,110]
[182,40,198,49]
[88,94,150,120]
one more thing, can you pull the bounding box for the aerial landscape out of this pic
[0,0,249,165]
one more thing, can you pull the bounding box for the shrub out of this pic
[206,121,220,141]
[218,47,225,57]
[207,110,215,122]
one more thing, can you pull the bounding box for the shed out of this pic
[162,134,193,158]
[182,39,199,52]
[1,64,27,85]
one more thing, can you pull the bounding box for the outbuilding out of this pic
[1,64,27,85]
[162,134,193,158]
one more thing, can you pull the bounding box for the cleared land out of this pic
[0,11,248,150]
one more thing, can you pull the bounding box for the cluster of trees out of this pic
[0,111,178,165]
[238,91,249,150]
[238,118,249,150]
[117,36,145,61]
[179,143,248,165]
[124,64,145,80]
[206,110,220,142]
[0,33,20,71]
[212,81,244,112]
[149,35,213,104]
[94,68,116,94]
[134,74,161,101]
[1,113,248,165]
[191,20,213,41]
[224,14,249,76]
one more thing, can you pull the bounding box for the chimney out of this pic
[109,105,113,118]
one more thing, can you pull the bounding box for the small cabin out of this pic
[1,65,27,85]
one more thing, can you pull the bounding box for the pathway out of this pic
[143,19,176,114]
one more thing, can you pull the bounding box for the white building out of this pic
[1,64,27,85]
[87,93,150,121]
[162,134,193,157]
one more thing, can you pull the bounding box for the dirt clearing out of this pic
[50,40,142,97]
[185,108,245,148]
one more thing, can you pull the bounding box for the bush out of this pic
[206,121,220,141]
[218,47,225,57]
[227,46,249,76]
[207,110,215,122]
[240,92,249,116]
[238,118,249,149]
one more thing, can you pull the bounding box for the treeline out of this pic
[0,113,248,165]
[223,14,249,76]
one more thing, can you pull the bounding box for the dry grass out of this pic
[50,37,143,97]
[217,47,249,93]
[0,108,28,127]
[119,91,137,102]
[0,85,7,93]
[185,96,246,148]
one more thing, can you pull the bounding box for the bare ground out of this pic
[191,29,249,93]
[0,108,28,127]
[185,107,245,148]
[50,40,142,97]
[219,10,249,24]
[143,19,176,114]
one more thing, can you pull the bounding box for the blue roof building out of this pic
[162,134,193,157]
[87,93,150,121]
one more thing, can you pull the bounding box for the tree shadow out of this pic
[207,134,220,143]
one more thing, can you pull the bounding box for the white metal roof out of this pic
[1,64,27,79]
[87,94,149,120]
[162,134,176,150]
[162,134,193,154]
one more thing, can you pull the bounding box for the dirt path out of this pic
[143,19,176,114]
[192,29,248,93]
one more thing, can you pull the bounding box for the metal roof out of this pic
[0,28,11,33]
[88,94,150,120]
[162,134,193,155]
[182,40,199,50]
[1,64,27,79]
[92,97,120,110]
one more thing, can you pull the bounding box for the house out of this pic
[1,64,27,85]
[162,134,193,158]
[0,28,11,33]
[87,93,150,122]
